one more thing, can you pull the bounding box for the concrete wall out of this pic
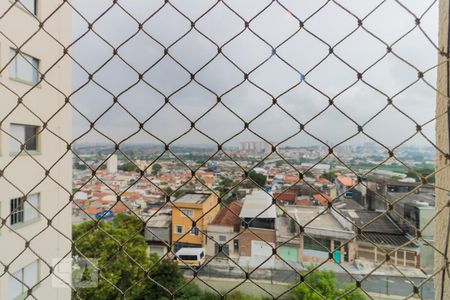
[420,207,436,240]
[357,243,418,267]
[206,224,239,259]
[238,227,276,257]
[0,1,72,299]
[435,0,450,298]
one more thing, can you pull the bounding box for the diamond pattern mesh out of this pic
[0,0,449,299]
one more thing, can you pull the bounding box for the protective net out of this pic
[0,0,448,299]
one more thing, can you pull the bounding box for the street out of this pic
[184,264,434,299]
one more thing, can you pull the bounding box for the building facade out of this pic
[106,154,118,174]
[171,193,219,252]
[0,1,72,299]
[279,206,356,265]
[144,208,172,258]
[238,191,277,268]
[206,202,242,259]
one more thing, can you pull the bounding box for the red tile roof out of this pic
[274,192,296,203]
[201,175,215,185]
[317,178,332,185]
[210,202,242,232]
[313,194,331,206]
[284,175,299,184]
[112,202,128,213]
[92,192,113,199]
[296,198,313,206]
[84,207,102,215]
[337,176,354,187]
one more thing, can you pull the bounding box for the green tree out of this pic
[248,171,267,187]
[406,167,435,183]
[74,161,88,170]
[173,189,195,198]
[152,163,162,176]
[72,214,185,300]
[217,177,237,196]
[143,259,186,299]
[163,186,173,195]
[340,284,367,300]
[225,291,270,300]
[174,283,213,300]
[110,212,142,232]
[290,269,366,300]
[320,171,336,183]
[118,162,137,172]
[72,214,150,299]
[218,177,235,188]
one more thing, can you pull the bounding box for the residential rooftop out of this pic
[239,190,277,219]
[210,202,242,232]
[387,192,435,207]
[175,247,205,256]
[337,176,354,187]
[342,210,402,234]
[144,212,171,228]
[174,193,211,204]
[333,198,365,210]
[284,206,345,231]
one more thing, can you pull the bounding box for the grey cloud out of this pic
[71,0,439,148]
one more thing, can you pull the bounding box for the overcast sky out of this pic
[71,0,439,148]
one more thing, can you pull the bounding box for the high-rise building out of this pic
[239,141,271,153]
[0,1,72,299]
[107,154,118,174]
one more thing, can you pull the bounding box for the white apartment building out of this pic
[0,1,72,299]
[107,154,118,174]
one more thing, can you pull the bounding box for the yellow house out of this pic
[171,193,219,252]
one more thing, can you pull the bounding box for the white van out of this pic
[174,248,205,268]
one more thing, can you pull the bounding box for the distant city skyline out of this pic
[72,138,440,151]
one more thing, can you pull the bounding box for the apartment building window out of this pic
[175,225,183,234]
[219,235,226,242]
[9,260,39,300]
[10,194,40,226]
[9,124,39,153]
[181,209,193,218]
[10,49,39,84]
[15,0,37,15]
[190,227,199,236]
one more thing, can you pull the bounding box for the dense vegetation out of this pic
[247,171,267,187]
[118,161,138,172]
[320,171,337,182]
[290,268,366,300]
